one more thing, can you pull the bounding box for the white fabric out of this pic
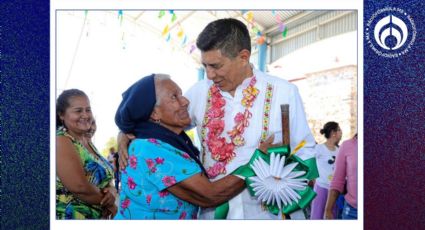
[185,68,316,219]
[314,144,339,189]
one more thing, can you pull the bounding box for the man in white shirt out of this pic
[118,18,317,219]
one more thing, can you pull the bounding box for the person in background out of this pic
[56,89,117,219]
[107,147,116,165]
[324,134,357,219]
[310,121,342,219]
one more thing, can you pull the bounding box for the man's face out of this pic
[201,49,247,95]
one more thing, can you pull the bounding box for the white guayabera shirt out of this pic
[185,68,316,219]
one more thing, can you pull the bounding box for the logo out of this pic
[366,7,416,58]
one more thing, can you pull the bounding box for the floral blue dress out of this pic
[114,138,201,219]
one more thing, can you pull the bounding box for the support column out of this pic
[258,42,267,72]
[198,67,205,81]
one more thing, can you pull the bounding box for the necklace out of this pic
[202,76,259,178]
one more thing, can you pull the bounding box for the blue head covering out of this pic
[115,74,207,176]
[115,74,156,132]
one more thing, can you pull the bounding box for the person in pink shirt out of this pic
[324,134,357,219]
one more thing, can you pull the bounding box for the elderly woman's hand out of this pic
[100,187,117,208]
[117,132,136,170]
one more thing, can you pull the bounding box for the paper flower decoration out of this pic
[250,152,308,210]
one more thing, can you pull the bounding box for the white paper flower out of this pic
[250,152,308,210]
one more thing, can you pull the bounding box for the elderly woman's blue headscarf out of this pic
[115,74,207,176]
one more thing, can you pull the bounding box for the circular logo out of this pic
[366,7,416,58]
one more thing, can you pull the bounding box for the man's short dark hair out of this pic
[196,18,251,58]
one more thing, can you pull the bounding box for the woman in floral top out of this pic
[56,89,117,219]
[114,74,271,219]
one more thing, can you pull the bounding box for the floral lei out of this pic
[202,76,259,178]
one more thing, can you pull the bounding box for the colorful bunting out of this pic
[118,10,123,25]
[177,28,184,39]
[171,13,177,23]
[256,36,265,45]
[282,27,288,38]
[158,11,165,18]
[166,33,171,42]
[247,11,254,22]
[278,22,285,32]
[189,44,196,54]
[162,25,169,36]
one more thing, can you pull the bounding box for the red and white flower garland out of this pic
[202,77,259,178]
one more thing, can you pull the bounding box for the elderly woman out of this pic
[56,89,117,219]
[113,74,272,219]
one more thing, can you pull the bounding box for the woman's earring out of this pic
[61,120,67,131]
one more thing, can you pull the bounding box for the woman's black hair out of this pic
[56,89,88,128]
[320,121,339,139]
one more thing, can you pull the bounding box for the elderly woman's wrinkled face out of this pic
[60,95,93,135]
[153,79,191,133]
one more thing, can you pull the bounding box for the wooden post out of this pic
[280,104,290,146]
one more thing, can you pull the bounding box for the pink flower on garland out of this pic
[207,162,226,178]
[129,155,137,169]
[127,177,136,190]
[206,119,224,135]
[203,77,258,178]
[146,194,152,205]
[211,95,225,108]
[121,198,130,209]
[162,176,176,187]
[179,211,187,219]
[159,190,169,198]
[155,157,164,164]
[207,107,224,119]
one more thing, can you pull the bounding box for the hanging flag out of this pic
[247,12,254,22]
[162,25,169,36]
[282,27,288,38]
[84,10,88,18]
[189,44,196,54]
[275,14,281,23]
[166,33,171,42]
[177,28,184,38]
[182,35,187,46]
[169,10,174,14]
[271,10,276,15]
[118,10,123,25]
[256,36,265,45]
[171,13,177,23]
[158,10,165,18]
[278,22,285,32]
